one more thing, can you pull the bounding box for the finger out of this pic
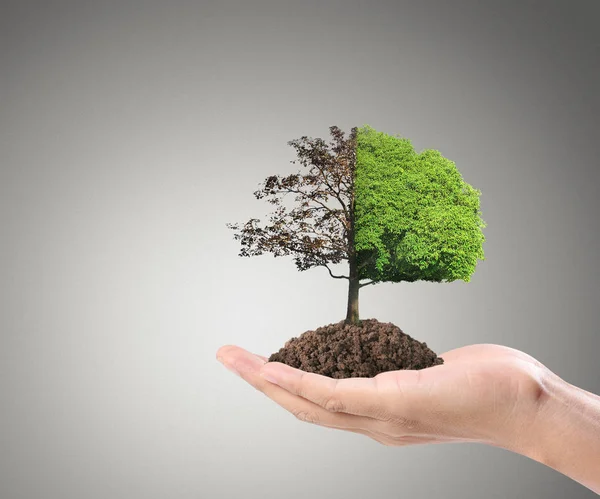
[216,346,268,366]
[217,346,380,432]
[216,345,268,377]
[260,381,376,431]
[217,347,451,443]
[260,361,384,419]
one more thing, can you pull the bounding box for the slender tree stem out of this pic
[345,140,360,325]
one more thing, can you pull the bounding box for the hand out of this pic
[215,343,547,450]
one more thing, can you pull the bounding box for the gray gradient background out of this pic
[1,1,599,498]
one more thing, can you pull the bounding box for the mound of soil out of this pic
[268,318,444,379]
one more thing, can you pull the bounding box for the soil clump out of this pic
[268,318,443,379]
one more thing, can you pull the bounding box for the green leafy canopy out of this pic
[354,125,486,283]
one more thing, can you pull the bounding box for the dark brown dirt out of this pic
[268,318,444,379]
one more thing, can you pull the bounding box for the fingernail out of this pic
[260,372,279,386]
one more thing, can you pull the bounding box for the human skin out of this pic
[216,344,600,494]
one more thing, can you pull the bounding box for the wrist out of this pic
[486,361,553,454]
[496,365,600,492]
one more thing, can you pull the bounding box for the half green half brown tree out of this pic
[227,125,486,376]
[227,125,485,323]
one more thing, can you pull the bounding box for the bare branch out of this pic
[227,126,356,275]
[321,264,349,280]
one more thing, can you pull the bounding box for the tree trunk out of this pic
[345,275,360,325]
[345,243,360,325]
[345,138,359,325]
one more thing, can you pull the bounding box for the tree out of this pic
[227,125,486,325]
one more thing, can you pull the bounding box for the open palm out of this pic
[216,343,547,449]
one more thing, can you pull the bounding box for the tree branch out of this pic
[359,280,378,288]
[281,187,348,227]
[321,264,349,280]
[312,160,349,215]
[357,252,378,271]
